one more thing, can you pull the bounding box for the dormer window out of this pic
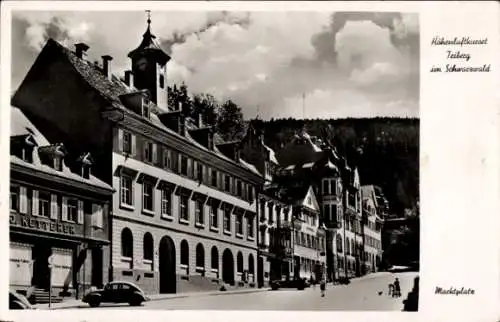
[82,166,90,179]
[142,96,151,119]
[54,157,63,171]
[21,147,34,163]
[11,134,37,164]
[77,152,94,179]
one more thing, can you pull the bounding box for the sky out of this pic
[11,11,419,120]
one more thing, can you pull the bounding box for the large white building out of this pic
[12,17,264,295]
[361,185,383,273]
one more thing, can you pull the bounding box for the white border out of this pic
[1,1,500,322]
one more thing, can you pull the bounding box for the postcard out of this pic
[0,1,499,322]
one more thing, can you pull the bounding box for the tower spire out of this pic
[146,10,151,25]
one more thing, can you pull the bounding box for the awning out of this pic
[113,165,139,179]
[191,191,208,203]
[158,180,176,191]
[175,186,193,197]
[137,172,159,184]
[207,197,222,208]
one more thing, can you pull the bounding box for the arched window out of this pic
[121,228,133,258]
[180,240,189,266]
[248,254,255,274]
[196,243,205,268]
[143,232,154,261]
[351,240,355,256]
[336,235,343,253]
[345,237,350,255]
[211,246,219,270]
[237,252,243,273]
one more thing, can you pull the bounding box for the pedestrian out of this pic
[388,283,394,297]
[393,277,401,297]
[320,278,326,297]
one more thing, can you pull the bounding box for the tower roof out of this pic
[127,12,171,65]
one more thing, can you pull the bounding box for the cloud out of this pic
[12,11,419,120]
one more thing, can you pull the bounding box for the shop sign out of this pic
[10,214,75,235]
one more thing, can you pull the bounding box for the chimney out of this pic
[102,55,113,80]
[75,43,89,59]
[124,70,134,88]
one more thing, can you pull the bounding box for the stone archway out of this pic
[159,236,176,294]
[222,249,234,285]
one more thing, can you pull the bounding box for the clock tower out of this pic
[128,12,171,110]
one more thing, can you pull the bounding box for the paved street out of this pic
[81,272,417,311]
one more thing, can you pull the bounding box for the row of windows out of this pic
[120,175,255,238]
[322,178,341,196]
[10,185,103,227]
[335,235,361,256]
[294,231,325,251]
[259,202,290,223]
[297,257,322,272]
[365,219,382,232]
[337,256,357,271]
[120,228,255,273]
[364,251,378,265]
[118,129,255,203]
[323,204,342,226]
[364,235,382,250]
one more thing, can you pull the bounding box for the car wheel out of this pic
[89,299,101,308]
[129,296,143,306]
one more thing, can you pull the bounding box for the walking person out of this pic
[393,277,401,297]
[320,277,326,297]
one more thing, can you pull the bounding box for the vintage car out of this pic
[9,291,35,310]
[270,278,309,291]
[82,281,150,307]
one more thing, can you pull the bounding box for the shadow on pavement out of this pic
[402,276,419,312]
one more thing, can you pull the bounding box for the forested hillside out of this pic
[252,118,419,216]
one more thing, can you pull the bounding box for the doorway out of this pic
[159,236,176,294]
[222,249,234,285]
[31,243,51,290]
[91,247,103,288]
[257,256,264,287]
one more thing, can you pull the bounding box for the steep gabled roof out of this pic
[11,106,113,191]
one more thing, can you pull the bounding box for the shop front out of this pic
[9,210,110,299]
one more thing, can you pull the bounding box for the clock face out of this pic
[136,57,148,71]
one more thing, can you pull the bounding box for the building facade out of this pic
[12,19,263,295]
[9,107,113,301]
[361,185,383,273]
[287,186,326,281]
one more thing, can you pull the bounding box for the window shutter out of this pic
[96,205,103,228]
[202,166,207,183]
[92,204,103,228]
[62,197,68,222]
[77,200,84,224]
[32,190,39,216]
[19,186,27,214]
[131,134,137,156]
[152,143,158,164]
[118,128,124,153]
[50,194,58,219]
[187,159,192,177]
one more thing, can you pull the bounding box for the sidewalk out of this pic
[34,287,271,310]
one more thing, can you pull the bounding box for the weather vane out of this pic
[146,10,151,25]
